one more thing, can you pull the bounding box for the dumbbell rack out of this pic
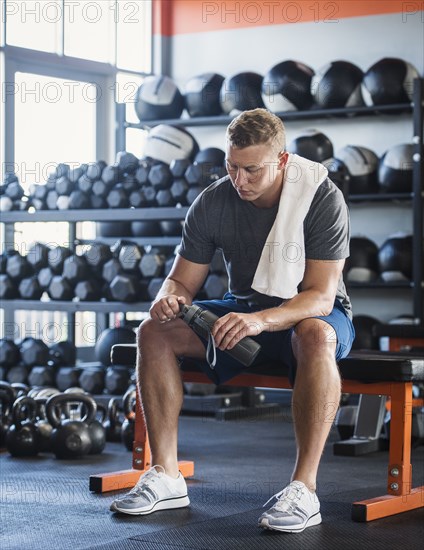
[0,206,188,352]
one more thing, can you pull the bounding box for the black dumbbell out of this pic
[86,161,107,182]
[55,176,73,196]
[49,341,77,367]
[148,164,173,190]
[37,266,54,290]
[20,338,50,367]
[92,179,112,198]
[82,243,112,271]
[142,185,157,206]
[90,194,108,209]
[48,246,72,274]
[129,189,148,208]
[135,163,150,185]
[62,255,91,286]
[186,186,203,205]
[139,251,166,278]
[0,339,21,368]
[102,165,121,186]
[110,274,148,303]
[116,151,138,175]
[6,253,33,280]
[0,274,20,299]
[6,364,31,385]
[26,243,50,271]
[170,158,191,179]
[79,366,105,394]
[170,179,189,205]
[56,195,70,210]
[69,166,85,184]
[47,276,74,301]
[68,190,91,209]
[78,173,93,193]
[74,280,102,301]
[55,366,82,391]
[28,365,56,387]
[107,184,129,208]
[118,243,144,272]
[19,276,43,300]
[156,189,176,207]
[105,366,131,395]
[102,258,123,283]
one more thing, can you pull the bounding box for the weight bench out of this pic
[90,346,424,523]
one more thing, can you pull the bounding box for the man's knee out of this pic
[292,318,337,359]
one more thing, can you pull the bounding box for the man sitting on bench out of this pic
[110,108,355,534]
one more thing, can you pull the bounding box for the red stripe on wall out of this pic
[153,0,422,36]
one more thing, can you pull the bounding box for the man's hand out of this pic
[211,312,265,350]
[150,295,187,324]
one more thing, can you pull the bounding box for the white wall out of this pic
[168,11,423,322]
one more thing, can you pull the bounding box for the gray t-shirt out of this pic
[179,175,352,318]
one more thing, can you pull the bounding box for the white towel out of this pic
[251,153,328,299]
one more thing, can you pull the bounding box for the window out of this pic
[14,72,97,190]
[5,0,62,53]
[116,0,152,72]
[64,0,115,64]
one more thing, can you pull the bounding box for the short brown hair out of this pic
[226,108,286,153]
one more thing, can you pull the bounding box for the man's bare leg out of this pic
[290,318,341,491]
[137,318,206,478]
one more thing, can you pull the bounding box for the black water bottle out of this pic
[179,304,262,367]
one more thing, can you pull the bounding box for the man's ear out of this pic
[277,151,289,170]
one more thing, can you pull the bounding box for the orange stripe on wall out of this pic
[153,0,423,36]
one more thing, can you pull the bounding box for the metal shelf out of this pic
[0,207,189,224]
[0,300,151,313]
[122,102,413,130]
[347,281,413,289]
[77,237,181,247]
[348,193,414,203]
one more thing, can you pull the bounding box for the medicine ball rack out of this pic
[1,79,423,354]
[116,77,424,324]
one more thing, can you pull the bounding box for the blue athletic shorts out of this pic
[189,292,355,387]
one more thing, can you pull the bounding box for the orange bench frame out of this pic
[90,369,424,523]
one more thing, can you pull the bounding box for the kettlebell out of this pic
[34,397,53,453]
[6,395,40,457]
[46,393,96,459]
[88,402,106,455]
[104,397,124,442]
[121,388,136,451]
[0,383,15,447]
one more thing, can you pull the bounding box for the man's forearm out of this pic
[257,290,335,332]
[153,277,194,304]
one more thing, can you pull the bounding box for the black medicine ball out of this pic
[95,327,136,367]
[135,75,185,122]
[362,57,419,106]
[335,145,379,194]
[379,143,413,193]
[220,72,264,115]
[345,237,380,283]
[287,129,333,163]
[194,147,226,167]
[262,60,314,111]
[184,73,225,117]
[378,235,413,282]
[322,157,350,195]
[311,60,364,109]
[144,125,199,165]
[352,315,382,350]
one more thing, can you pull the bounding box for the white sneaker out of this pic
[110,465,190,515]
[258,481,322,533]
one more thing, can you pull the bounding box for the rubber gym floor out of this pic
[1,400,423,550]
